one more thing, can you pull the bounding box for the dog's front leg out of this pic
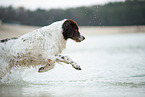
[38,59,55,73]
[56,55,81,70]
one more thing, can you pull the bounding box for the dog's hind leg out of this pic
[55,55,81,70]
[38,59,55,73]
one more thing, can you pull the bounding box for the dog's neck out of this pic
[40,20,67,54]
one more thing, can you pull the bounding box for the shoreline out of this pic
[80,26,145,36]
[0,24,145,39]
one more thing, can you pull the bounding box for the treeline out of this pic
[0,0,145,26]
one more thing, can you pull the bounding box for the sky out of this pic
[0,0,125,10]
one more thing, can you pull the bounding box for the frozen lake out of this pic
[0,33,145,97]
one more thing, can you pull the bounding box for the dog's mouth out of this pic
[74,35,85,42]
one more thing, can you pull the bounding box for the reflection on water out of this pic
[0,33,145,97]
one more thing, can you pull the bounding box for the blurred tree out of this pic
[0,0,145,26]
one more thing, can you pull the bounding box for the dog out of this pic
[0,19,85,77]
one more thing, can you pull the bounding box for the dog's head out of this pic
[62,19,85,42]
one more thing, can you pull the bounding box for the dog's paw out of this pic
[38,64,55,73]
[72,64,82,70]
[38,67,45,73]
[38,67,49,73]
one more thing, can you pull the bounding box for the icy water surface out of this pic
[0,33,145,97]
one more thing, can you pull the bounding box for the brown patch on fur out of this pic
[62,19,85,42]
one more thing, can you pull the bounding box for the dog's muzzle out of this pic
[75,35,85,42]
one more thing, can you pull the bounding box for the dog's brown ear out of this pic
[62,19,78,40]
[62,19,85,42]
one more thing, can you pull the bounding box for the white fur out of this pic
[0,19,67,77]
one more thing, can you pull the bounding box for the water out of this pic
[0,33,145,97]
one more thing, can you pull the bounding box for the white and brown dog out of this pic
[0,19,85,77]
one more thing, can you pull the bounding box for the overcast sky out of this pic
[0,0,125,10]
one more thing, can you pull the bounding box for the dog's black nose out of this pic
[82,36,85,40]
